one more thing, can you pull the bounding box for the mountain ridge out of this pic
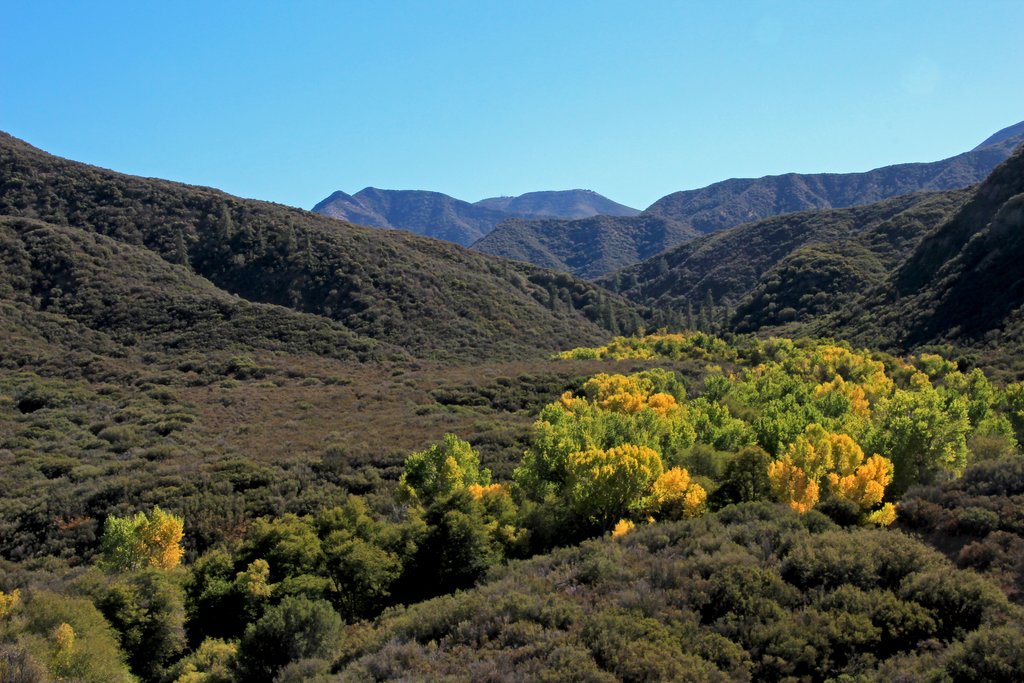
[312,187,639,246]
[476,120,1024,278]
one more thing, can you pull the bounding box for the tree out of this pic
[565,444,663,529]
[768,425,895,524]
[713,446,774,507]
[100,507,184,571]
[651,467,707,519]
[869,380,970,496]
[234,597,343,683]
[399,434,489,504]
[74,567,187,681]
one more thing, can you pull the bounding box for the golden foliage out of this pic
[611,519,635,537]
[652,467,691,503]
[53,622,76,653]
[557,390,589,413]
[768,459,820,513]
[683,484,708,518]
[139,506,186,569]
[785,425,867,480]
[646,392,678,417]
[601,391,647,415]
[467,483,507,500]
[828,454,894,509]
[815,374,870,418]
[864,502,897,526]
[0,588,20,619]
[650,467,707,519]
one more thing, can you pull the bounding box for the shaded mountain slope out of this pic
[473,213,698,279]
[476,120,1024,278]
[834,143,1024,348]
[645,122,1022,225]
[312,188,512,245]
[0,132,645,362]
[313,188,638,246]
[601,190,969,316]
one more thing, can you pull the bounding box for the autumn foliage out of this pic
[100,507,185,571]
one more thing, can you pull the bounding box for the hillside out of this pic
[336,503,1023,681]
[473,213,698,279]
[644,120,1023,225]
[476,120,1024,278]
[311,188,512,245]
[601,190,969,318]
[0,132,648,362]
[0,216,392,361]
[312,188,638,246]
[601,141,1024,372]
[834,142,1024,350]
[474,189,639,219]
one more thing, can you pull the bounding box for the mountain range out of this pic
[601,139,1024,369]
[312,187,639,246]
[476,120,1024,277]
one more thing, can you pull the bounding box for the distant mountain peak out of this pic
[312,187,638,246]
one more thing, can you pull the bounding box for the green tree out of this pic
[234,597,343,683]
[399,434,489,504]
[74,568,186,682]
[869,382,970,496]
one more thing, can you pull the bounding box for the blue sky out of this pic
[2,1,1023,211]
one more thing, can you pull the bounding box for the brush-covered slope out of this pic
[312,188,638,246]
[0,216,390,361]
[473,213,698,279]
[337,503,1024,681]
[476,121,1024,278]
[602,190,969,317]
[474,189,639,219]
[0,132,645,362]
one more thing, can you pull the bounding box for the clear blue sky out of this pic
[3,1,1023,211]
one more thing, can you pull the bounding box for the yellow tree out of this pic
[769,424,895,524]
[566,444,663,530]
[0,588,20,618]
[767,459,820,513]
[651,467,707,519]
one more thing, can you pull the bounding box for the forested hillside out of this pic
[473,213,698,279]
[602,190,968,323]
[0,132,647,362]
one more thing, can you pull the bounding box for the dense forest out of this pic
[2,132,1024,682]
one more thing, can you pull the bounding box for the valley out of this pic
[0,128,1023,682]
